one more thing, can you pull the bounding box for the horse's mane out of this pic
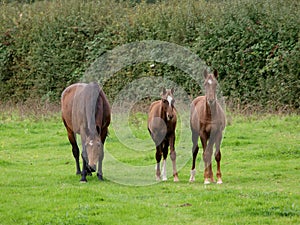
[83,82,101,138]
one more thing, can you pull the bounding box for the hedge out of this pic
[0,0,299,111]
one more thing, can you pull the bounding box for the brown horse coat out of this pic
[61,82,111,182]
[148,88,179,182]
[189,70,225,184]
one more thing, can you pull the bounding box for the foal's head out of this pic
[161,88,175,121]
[204,69,218,106]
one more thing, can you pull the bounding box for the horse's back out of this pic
[61,83,87,132]
[61,82,111,135]
[61,83,87,109]
[148,100,161,118]
[147,100,161,131]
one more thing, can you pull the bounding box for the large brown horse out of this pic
[61,82,111,182]
[189,70,225,184]
[148,88,179,182]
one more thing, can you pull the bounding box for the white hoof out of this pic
[204,179,211,185]
[189,169,196,182]
[162,177,168,181]
[217,179,223,184]
[156,176,161,181]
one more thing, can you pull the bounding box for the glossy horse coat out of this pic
[61,82,111,182]
[148,88,179,182]
[189,70,225,184]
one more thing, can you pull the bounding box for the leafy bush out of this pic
[0,0,299,111]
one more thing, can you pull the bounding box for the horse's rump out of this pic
[61,83,110,137]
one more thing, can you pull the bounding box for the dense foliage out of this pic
[0,0,299,111]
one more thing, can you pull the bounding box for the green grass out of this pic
[0,112,299,224]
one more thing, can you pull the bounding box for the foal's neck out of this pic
[205,99,217,117]
[160,100,167,121]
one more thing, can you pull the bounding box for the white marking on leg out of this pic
[217,178,223,184]
[156,163,161,181]
[189,169,196,182]
[162,159,167,181]
[204,178,211,185]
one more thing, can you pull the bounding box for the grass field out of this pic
[0,112,299,224]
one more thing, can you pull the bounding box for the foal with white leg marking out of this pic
[148,88,179,182]
[189,70,225,184]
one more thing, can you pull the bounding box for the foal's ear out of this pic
[203,69,208,79]
[213,69,218,79]
[161,87,167,96]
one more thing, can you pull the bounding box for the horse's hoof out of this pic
[97,173,104,181]
[190,170,196,182]
[204,179,210,185]
[189,178,195,182]
[162,177,168,181]
[80,179,87,183]
[217,179,223,184]
[156,176,161,181]
[174,177,179,182]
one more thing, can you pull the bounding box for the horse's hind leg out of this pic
[190,131,199,182]
[215,132,223,184]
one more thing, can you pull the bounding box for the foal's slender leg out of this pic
[169,134,179,182]
[155,144,162,181]
[190,131,199,182]
[215,132,223,184]
[191,131,199,170]
[202,132,215,184]
[199,131,207,180]
[162,140,169,181]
